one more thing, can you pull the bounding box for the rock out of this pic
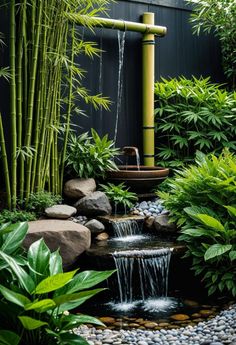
[64,178,96,198]
[24,220,91,267]
[99,317,116,325]
[143,322,158,329]
[45,204,77,219]
[170,314,190,321]
[199,309,215,317]
[85,219,105,234]
[153,215,177,233]
[75,191,112,217]
[145,216,155,228]
[184,299,199,307]
[96,232,109,241]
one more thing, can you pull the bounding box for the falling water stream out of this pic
[114,30,126,143]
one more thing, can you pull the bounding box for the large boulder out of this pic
[24,220,91,267]
[74,191,112,217]
[64,178,96,199]
[45,204,77,219]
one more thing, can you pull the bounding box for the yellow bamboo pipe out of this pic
[68,13,167,166]
[142,12,155,166]
[66,14,167,36]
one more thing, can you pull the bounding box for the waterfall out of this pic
[112,248,173,303]
[114,30,126,144]
[112,220,141,237]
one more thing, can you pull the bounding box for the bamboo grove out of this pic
[0,0,111,209]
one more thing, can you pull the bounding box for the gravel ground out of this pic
[75,304,236,345]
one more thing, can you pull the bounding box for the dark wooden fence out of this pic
[0,0,224,159]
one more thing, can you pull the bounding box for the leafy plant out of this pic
[0,222,114,344]
[0,210,36,223]
[186,0,236,88]
[99,182,138,211]
[25,191,62,216]
[159,150,236,296]
[66,129,120,179]
[154,77,236,168]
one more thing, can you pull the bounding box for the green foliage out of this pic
[66,129,120,179]
[0,222,114,344]
[25,191,62,216]
[159,150,236,296]
[186,0,236,88]
[154,77,236,168]
[99,182,138,210]
[0,210,36,224]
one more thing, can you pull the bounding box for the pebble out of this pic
[131,199,168,217]
[75,304,236,345]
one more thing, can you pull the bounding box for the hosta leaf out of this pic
[28,239,50,284]
[195,214,225,231]
[49,249,63,275]
[61,314,105,329]
[0,331,20,345]
[25,299,56,312]
[34,269,78,294]
[59,333,89,344]
[204,244,232,261]
[229,251,236,261]
[0,284,31,307]
[18,316,48,330]
[1,222,28,254]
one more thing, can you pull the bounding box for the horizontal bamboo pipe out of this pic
[67,14,167,36]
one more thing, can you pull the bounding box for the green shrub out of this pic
[0,222,114,344]
[100,182,138,211]
[66,129,120,179]
[159,150,236,297]
[0,210,36,223]
[154,77,236,168]
[26,191,62,215]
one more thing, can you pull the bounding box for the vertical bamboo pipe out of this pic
[142,12,155,166]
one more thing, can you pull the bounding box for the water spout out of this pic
[122,146,140,170]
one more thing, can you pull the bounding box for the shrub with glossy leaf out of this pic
[154,77,236,168]
[0,222,114,344]
[99,182,138,211]
[66,129,120,179]
[159,150,236,297]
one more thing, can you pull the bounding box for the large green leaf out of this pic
[1,223,28,254]
[49,249,63,275]
[229,250,236,261]
[0,251,35,293]
[18,316,48,330]
[204,244,232,261]
[28,239,50,284]
[54,288,105,313]
[61,314,105,329]
[58,270,115,295]
[0,284,31,307]
[181,228,216,238]
[225,205,236,217]
[195,214,225,231]
[34,269,78,294]
[59,333,89,344]
[25,299,56,312]
[0,330,20,345]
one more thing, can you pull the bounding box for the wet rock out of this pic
[170,314,190,321]
[128,323,140,328]
[153,215,177,233]
[45,204,77,219]
[75,191,112,217]
[143,322,158,329]
[145,216,155,228]
[64,178,96,198]
[25,220,90,267]
[200,310,215,317]
[96,232,109,241]
[85,219,105,234]
[99,317,116,325]
[184,299,199,307]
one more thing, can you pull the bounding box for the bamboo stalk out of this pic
[10,0,17,209]
[59,23,75,193]
[0,114,11,209]
[24,0,43,200]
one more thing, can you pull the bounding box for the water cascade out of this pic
[112,220,141,237]
[114,30,126,143]
[113,248,172,304]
